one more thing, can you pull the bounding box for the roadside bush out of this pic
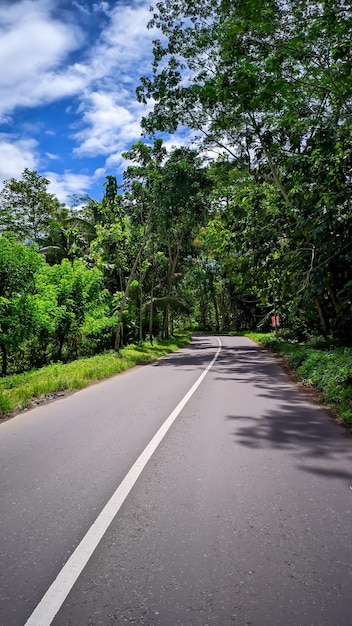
[81,315,116,356]
[285,348,309,369]
[297,348,352,404]
[0,335,191,417]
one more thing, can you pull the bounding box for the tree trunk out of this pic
[139,263,143,345]
[170,313,174,336]
[56,336,64,362]
[200,293,207,329]
[115,239,147,352]
[162,307,169,340]
[314,297,330,336]
[210,278,220,332]
[328,284,339,309]
[162,237,182,339]
[118,268,123,292]
[1,343,7,376]
[149,253,155,345]
[219,285,226,330]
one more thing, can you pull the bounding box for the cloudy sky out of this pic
[0,0,184,203]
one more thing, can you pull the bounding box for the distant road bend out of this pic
[0,335,351,626]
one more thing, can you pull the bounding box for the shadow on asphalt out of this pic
[152,336,217,369]
[154,336,352,482]
[217,344,352,482]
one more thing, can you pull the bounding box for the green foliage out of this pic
[138,0,352,339]
[2,11,352,379]
[286,349,310,370]
[0,236,44,374]
[119,140,211,341]
[0,335,191,417]
[33,258,108,362]
[0,236,115,374]
[151,296,191,314]
[80,315,116,356]
[0,169,63,244]
[0,235,42,294]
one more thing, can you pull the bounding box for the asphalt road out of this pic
[1,335,352,626]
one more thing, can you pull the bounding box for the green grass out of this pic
[0,335,191,418]
[246,332,352,426]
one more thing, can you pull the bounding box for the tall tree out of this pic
[0,169,63,244]
[112,143,167,348]
[153,147,211,337]
[138,0,352,336]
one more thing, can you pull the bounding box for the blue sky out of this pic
[0,0,188,204]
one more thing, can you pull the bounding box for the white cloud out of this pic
[44,168,106,202]
[0,137,104,203]
[0,136,38,182]
[93,2,111,16]
[72,1,90,16]
[0,0,158,148]
[45,152,61,161]
[73,91,145,157]
[29,65,88,103]
[97,3,154,67]
[44,170,93,202]
[69,1,159,159]
[94,167,106,178]
[105,152,126,173]
[0,0,84,117]
[0,1,177,203]
[162,134,195,153]
[70,1,155,88]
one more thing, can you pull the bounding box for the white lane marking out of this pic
[25,337,221,626]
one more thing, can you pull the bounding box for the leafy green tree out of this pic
[39,205,92,264]
[121,141,211,338]
[138,0,352,337]
[0,169,63,244]
[155,147,211,337]
[0,236,43,375]
[35,259,107,361]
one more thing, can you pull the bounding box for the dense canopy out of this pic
[1,0,351,375]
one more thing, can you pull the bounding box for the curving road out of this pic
[1,336,352,625]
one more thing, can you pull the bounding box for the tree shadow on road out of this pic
[153,337,352,482]
[152,335,219,370]
[213,342,352,482]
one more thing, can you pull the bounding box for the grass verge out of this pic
[0,335,191,419]
[246,333,352,427]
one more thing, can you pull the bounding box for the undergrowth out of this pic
[0,335,191,418]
